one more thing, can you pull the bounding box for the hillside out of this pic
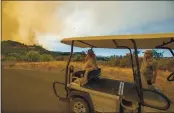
[1,40,109,60]
[1,40,83,57]
[1,40,173,71]
[2,40,48,55]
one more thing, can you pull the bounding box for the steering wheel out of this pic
[167,72,174,82]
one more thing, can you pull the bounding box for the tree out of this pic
[40,54,54,62]
[20,55,29,61]
[108,55,121,66]
[152,49,164,58]
[72,55,82,61]
[26,51,40,62]
[81,51,86,61]
[56,56,65,61]
[8,53,21,61]
[133,50,141,55]
[5,56,17,61]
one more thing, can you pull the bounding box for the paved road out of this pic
[2,68,69,113]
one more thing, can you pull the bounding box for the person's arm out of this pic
[83,71,88,81]
[84,55,88,63]
[81,70,90,85]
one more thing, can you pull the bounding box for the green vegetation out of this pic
[40,54,54,62]
[1,40,173,71]
[5,56,17,61]
[26,51,40,62]
[152,49,164,58]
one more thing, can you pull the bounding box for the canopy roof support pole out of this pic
[156,38,174,81]
[130,39,144,103]
[156,38,174,56]
[157,47,174,57]
[112,40,136,81]
[65,41,74,92]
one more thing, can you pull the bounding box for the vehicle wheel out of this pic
[70,98,90,113]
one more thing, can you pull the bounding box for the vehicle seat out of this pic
[72,68,101,82]
[72,70,86,82]
[87,68,101,80]
[72,70,86,78]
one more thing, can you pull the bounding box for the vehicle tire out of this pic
[70,97,90,113]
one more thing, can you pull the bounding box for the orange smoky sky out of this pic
[2,1,62,45]
[2,1,174,51]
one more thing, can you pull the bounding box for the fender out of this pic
[68,90,94,110]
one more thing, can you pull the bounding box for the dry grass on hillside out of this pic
[3,61,174,102]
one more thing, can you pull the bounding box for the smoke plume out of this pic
[2,1,174,50]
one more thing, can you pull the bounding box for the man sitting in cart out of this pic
[74,49,99,85]
[140,50,158,89]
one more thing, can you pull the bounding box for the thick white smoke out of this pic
[58,1,174,37]
[2,1,174,51]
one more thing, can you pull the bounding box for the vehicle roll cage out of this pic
[156,38,174,82]
[64,38,174,103]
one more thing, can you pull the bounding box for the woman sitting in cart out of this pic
[74,49,99,85]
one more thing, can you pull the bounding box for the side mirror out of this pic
[167,72,174,82]
[142,89,171,110]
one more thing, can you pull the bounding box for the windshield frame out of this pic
[155,38,174,82]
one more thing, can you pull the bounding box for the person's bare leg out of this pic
[80,72,88,86]
[74,78,80,84]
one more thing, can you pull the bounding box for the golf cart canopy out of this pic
[61,33,174,49]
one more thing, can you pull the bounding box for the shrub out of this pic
[108,58,120,66]
[20,55,29,61]
[26,51,40,62]
[7,53,21,61]
[167,59,174,72]
[63,56,70,61]
[72,55,82,61]
[157,59,169,71]
[40,54,54,62]
[119,59,127,68]
[56,56,65,61]
[5,56,17,61]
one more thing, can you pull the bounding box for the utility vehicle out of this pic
[53,33,174,113]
